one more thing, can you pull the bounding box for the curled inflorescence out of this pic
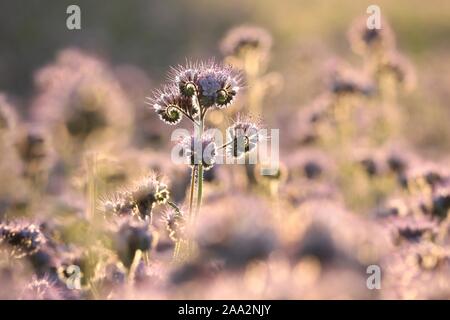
[150,60,241,119]
[195,64,240,108]
[151,85,198,125]
[220,25,273,59]
[178,134,217,170]
[226,118,260,159]
[161,207,186,242]
[100,174,170,220]
[149,60,260,170]
[131,176,170,219]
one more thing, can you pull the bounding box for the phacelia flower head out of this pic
[226,117,260,158]
[179,133,217,170]
[170,62,202,97]
[347,16,396,56]
[157,61,241,120]
[220,25,273,58]
[149,85,198,125]
[0,222,46,258]
[196,62,241,109]
[326,59,374,96]
[170,60,241,108]
[161,207,186,242]
[100,174,170,220]
[99,192,135,218]
[31,48,133,146]
[130,175,170,220]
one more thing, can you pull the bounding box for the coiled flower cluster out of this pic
[148,61,241,128]
[100,174,170,220]
[161,207,186,242]
[148,60,261,260]
[220,25,272,59]
[226,117,260,159]
[179,133,217,170]
[148,60,260,170]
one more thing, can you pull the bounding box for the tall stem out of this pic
[173,169,195,262]
[194,117,204,221]
[195,164,204,218]
[188,166,196,221]
[176,94,204,260]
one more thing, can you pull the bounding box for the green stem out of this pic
[188,166,196,222]
[173,147,197,262]
[219,139,234,150]
[186,163,203,258]
[195,164,204,218]
[185,94,205,257]
[170,195,189,262]
[194,118,204,222]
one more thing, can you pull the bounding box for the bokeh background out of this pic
[0,0,449,300]
[1,0,449,156]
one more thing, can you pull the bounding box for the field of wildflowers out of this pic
[0,1,449,300]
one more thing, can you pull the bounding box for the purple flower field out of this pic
[0,1,449,300]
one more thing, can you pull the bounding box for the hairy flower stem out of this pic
[191,95,204,224]
[187,96,206,256]
[175,95,206,260]
[194,117,204,223]
[195,164,204,219]
[166,201,184,262]
[188,167,197,221]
